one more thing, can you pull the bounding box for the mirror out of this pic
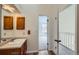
[16,17,25,30]
[4,16,13,30]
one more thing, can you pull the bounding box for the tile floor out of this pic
[27,50,55,55]
[39,50,50,55]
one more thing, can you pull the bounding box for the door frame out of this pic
[57,8,59,55]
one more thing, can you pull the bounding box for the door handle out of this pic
[54,40,61,43]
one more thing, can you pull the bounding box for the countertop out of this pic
[0,39,27,49]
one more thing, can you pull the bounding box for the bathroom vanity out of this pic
[0,39,27,55]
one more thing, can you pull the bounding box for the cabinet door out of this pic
[22,40,27,54]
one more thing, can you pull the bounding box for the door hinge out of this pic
[55,17,57,20]
[47,43,49,45]
[47,19,49,22]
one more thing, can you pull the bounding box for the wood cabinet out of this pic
[0,40,27,55]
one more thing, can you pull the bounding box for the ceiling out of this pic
[3,4,69,15]
[15,4,69,13]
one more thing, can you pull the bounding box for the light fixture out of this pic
[2,4,20,13]
[2,4,14,13]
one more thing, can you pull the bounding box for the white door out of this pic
[39,16,48,50]
[58,5,76,55]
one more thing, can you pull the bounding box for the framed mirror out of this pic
[4,16,13,30]
[16,17,25,30]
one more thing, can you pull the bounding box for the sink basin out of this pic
[0,39,12,46]
[8,39,20,45]
[0,40,7,46]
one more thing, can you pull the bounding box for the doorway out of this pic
[38,16,48,51]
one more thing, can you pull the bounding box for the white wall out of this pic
[0,5,1,40]
[59,5,75,33]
